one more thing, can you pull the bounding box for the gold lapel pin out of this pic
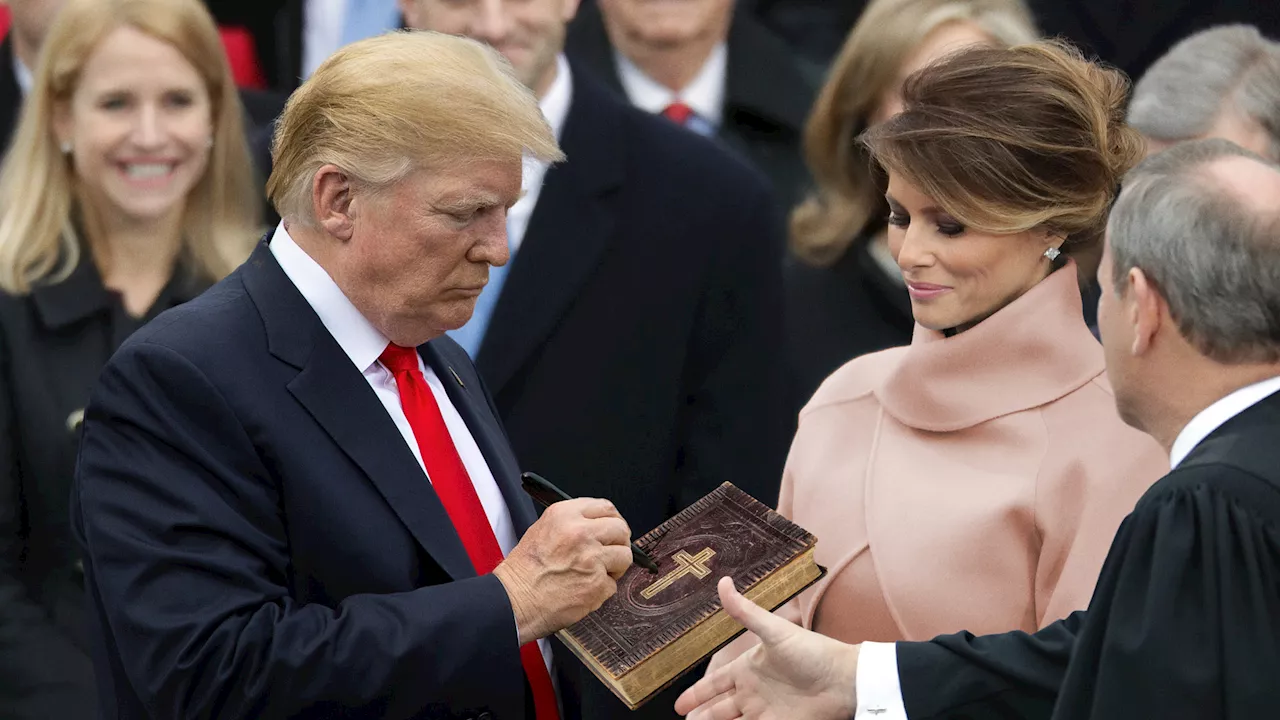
[449,367,465,389]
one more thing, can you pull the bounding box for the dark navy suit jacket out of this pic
[71,242,557,720]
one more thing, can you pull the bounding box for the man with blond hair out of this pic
[72,31,632,720]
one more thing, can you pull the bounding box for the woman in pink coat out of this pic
[719,41,1169,661]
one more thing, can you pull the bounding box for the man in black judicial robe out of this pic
[673,138,1280,720]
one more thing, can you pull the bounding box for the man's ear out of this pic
[312,164,355,242]
[1127,268,1164,356]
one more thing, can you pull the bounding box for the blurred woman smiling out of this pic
[0,0,258,714]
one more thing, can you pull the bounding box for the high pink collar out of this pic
[877,262,1105,431]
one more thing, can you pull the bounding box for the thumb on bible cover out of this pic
[718,576,794,645]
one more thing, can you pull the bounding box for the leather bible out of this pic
[554,482,826,709]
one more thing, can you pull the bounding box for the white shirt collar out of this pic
[1169,375,1280,468]
[268,223,390,373]
[540,54,573,139]
[13,50,32,96]
[614,42,726,126]
[303,0,348,79]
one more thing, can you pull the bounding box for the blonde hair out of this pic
[862,41,1145,280]
[0,0,260,295]
[791,0,1037,266]
[268,30,563,224]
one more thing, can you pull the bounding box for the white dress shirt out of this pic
[303,0,349,79]
[508,54,573,253]
[302,0,402,79]
[615,42,726,127]
[855,374,1280,719]
[268,223,553,673]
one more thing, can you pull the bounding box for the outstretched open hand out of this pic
[674,577,861,720]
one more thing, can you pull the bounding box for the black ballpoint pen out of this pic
[520,472,660,574]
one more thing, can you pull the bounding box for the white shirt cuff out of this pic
[855,641,908,719]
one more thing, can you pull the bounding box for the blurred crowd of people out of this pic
[0,0,1277,718]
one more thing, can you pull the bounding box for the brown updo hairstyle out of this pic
[861,40,1145,282]
[789,0,1038,267]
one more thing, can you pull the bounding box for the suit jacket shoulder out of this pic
[118,268,258,362]
[1138,392,1280,515]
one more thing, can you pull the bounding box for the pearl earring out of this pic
[59,141,72,155]
[1044,247,1061,262]
[206,137,214,149]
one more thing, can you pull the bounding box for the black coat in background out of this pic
[207,0,299,94]
[745,0,1280,81]
[784,239,913,411]
[565,2,818,211]
[480,66,790,543]
[0,257,207,719]
[473,69,791,718]
[896,389,1280,720]
[0,38,19,157]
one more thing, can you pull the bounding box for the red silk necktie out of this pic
[662,101,695,126]
[379,344,560,720]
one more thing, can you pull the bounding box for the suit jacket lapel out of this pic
[423,341,539,535]
[720,14,813,141]
[242,243,477,581]
[564,4,626,96]
[475,70,624,394]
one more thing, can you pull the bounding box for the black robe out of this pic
[897,387,1280,719]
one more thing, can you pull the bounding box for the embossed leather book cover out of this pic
[555,482,825,709]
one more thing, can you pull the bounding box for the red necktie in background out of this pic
[218,25,267,90]
[379,344,560,720]
[662,101,695,126]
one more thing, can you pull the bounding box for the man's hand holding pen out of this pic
[494,497,636,644]
[522,472,661,573]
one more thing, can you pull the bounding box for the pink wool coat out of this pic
[723,266,1168,656]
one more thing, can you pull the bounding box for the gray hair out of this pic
[1107,138,1280,364]
[1128,25,1280,159]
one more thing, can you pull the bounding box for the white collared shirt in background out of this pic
[303,0,349,79]
[854,374,1280,719]
[615,42,726,127]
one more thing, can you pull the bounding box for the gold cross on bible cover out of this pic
[640,548,716,599]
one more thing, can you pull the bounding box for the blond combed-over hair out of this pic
[0,0,261,295]
[268,30,564,224]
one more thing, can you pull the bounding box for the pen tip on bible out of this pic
[520,472,661,574]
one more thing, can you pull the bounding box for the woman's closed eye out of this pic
[887,211,965,237]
